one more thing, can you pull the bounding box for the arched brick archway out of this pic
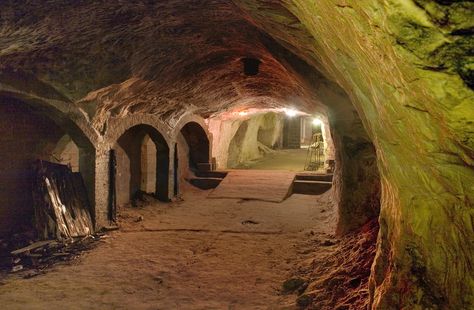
[172,115,212,195]
[111,122,171,205]
[179,122,211,169]
[0,95,97,237]
[173,115,212,170]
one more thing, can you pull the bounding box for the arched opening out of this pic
[175,121,212,192]
[0,97,96,238]
[51,135,80,172]
[115,124,169,205]
[179,122,210,171]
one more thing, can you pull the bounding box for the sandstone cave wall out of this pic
[318,83,381,235]
[320,116,335,163]
[209,112,284,169]
[235,0,474,308]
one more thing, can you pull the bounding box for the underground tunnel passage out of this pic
[0,1,472,309]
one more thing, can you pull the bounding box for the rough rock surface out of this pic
[293,219,379,310]
[0,0,323,129]
[209,112,285,168]
[234,1,474,308]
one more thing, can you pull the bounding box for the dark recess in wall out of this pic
[242,58,261,76]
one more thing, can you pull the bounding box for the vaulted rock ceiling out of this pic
[0,0,329,129]
[0,1,473,309]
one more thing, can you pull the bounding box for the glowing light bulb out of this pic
[312,118,322,126]
[285,109,297,117]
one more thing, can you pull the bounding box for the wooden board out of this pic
[32,160,94,241]
[208,170,295,202]
[11,240,57,256]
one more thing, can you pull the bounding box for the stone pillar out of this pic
[167,143,175,200]
[93,143,111,229]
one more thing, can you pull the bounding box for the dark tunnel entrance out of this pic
[179,122,210,171]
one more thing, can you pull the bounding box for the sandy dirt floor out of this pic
[0,184,337,310]
[243,149,317,172]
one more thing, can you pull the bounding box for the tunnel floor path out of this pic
[0,184,336,310]
[242,148,314,172]
[208,170,296,202]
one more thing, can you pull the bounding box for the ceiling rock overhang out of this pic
[0,0,333,130]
